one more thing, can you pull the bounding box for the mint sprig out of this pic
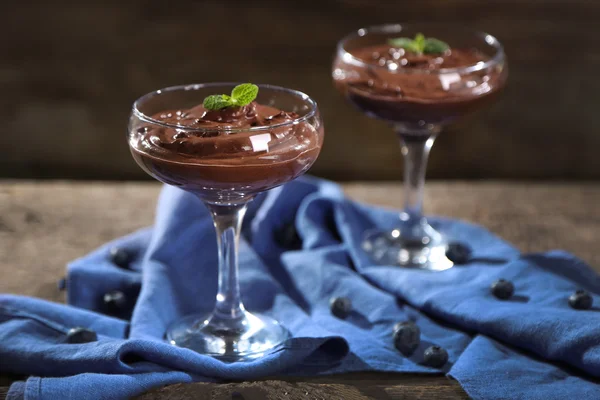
[203,83,259,111]
[388,33,449,55]
[203,94,233,110]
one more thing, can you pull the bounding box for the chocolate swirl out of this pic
[333,44,507,123]
[128,101,322,199]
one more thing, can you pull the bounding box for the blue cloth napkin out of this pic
[2,176,600,400]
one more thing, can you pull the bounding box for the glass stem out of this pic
[206,202,248,321]
[395,124,440,222]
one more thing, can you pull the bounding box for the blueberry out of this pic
[330,297,352,319]
[423,345,448,368]
[109,247,133,268]
[57,277,67,291]
[491,279,514,300]
[569,290,593,310]
[66,327,98,344]
[103,290,127,313]
[445,242,472,265]
[393,321,421,356]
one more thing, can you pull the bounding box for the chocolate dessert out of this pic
[129,93,322,201]
[333,38,507,124]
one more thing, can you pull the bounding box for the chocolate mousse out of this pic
[333,42,507,124]
[129,100,322,201]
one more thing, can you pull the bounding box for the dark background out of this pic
[1,0,599,181]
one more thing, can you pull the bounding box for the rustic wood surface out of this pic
[1,0,600,181]
[1,180,599,399]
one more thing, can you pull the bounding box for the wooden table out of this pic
[1,181,599,399]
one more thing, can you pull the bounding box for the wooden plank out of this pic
[134,374,468,400]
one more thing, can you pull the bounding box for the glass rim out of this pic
[132,82,318,133]
[336,23,506,75]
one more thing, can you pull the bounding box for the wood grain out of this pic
[1,180,599,399]
[1,0,599,181]
[134,374,468,400]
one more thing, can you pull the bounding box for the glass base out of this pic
[362,219,452,271]
[166,311,289,361]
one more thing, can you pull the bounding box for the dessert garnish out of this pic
[388,33,449,55]
[445,242,472,264]
[203,83,259,110]
[423,345,449,368]
[490,279,515,300]
[330,296,352,319]
[393,321,421,356]
[569,290,593,310]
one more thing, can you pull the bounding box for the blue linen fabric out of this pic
[2,176,600,400]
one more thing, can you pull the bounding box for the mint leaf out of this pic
[231,83,259,106]
[404,41,422,54]
[388,37,414,48]
[424,38,449,54]
[414,33,426,53]
[388,33,449,55]
[388,38,421,54]
[202,83,259,110]
[203,94,233,111]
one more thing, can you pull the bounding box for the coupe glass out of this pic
[128,83,324,360]
[332,24,507,270]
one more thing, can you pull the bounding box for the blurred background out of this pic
[1,0,599,181]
